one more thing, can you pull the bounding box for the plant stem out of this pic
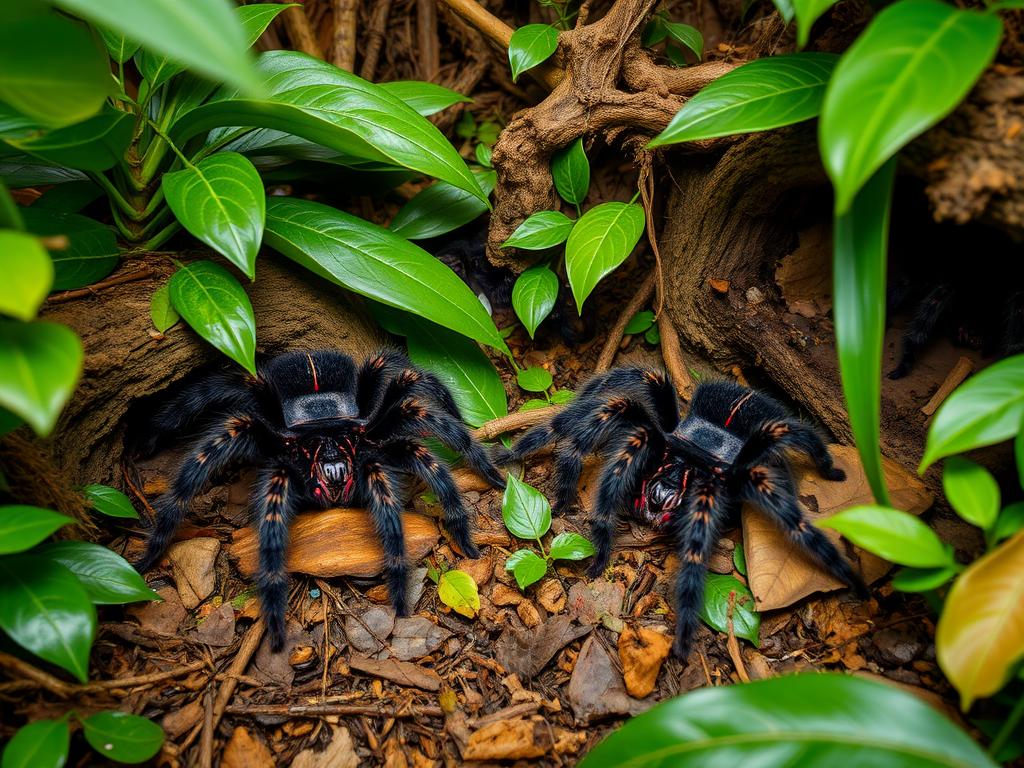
[140,116,196,171]
[990,693,1024,757]
[87,171,138,218]
[138,219,182,252]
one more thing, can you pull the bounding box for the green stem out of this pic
[990,693,1024,757]
[629,189,642,205]
[138,219,182,251]
[535,537,547,558]
[140,115,196,170]
[574,202,581,218]
[192,127,255,163]
[87,171,137,217]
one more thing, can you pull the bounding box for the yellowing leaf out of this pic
[936,530,1024,709]
[438,569,480,618]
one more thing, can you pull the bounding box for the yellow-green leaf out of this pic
[438,569,480,618]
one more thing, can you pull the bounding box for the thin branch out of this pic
[417,0,440,81]
[224,702,444,718]
[657,313,694,400]
[359,0,394,80]
[46,268,156,305]
[279,0,323,59]
[331,0,359,71]
[471,406,560,441]
[595,272,656,373]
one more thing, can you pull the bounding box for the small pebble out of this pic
[309,588,321,599]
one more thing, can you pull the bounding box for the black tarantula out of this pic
[134,349,505,650]
[510,367,866,657]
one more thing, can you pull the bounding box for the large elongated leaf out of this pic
[5,110,133,173]
[379,81,471,116]
[0,231,52,321]
[820,0,1001,214]
[552,138,589,206]
[1,718,70,768]
[388,169,494,241]
[502,211,574,251]
[649,53,837,147]
[792,0,837,48]
[921,354,1024,470]
[51,0,264,97]
[565,202,645,313]
[168,261,256,374]
[264,196,507,353]
[818,504,953,568]
[19,208,119,292]
[0,320,82,436]
[172,51,486,205]
[937,531,1024,710]
[580,673,997,767]
[508,25,559,82]
[163,153,265,279]
[833,159,895,504]
[0,554,96,682]
[39,541,159,605]
[96,27,140,64]
[0,505,74,555]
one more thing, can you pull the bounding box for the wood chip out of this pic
[292,726,359,768]
[921,356,973,416]
[618,625,673,698]
[349,655,442,691]
[221,727,274,768]
[536,579,566,613]
[463,719,552,761]
[167,537,220,609]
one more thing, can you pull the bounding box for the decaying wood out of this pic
[471,405,560,440]
[330,0,359,71]
[921,356,974,417]
[279,1,324,59]
[359,0,393,80]
[416,0,440,81]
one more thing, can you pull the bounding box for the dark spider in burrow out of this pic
[134,349,505,651]
[509,367,867,657]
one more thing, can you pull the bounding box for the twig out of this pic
[46,268,156,304]
[224,702,444,718]
[330,0,359,71]
[657,313,693,400]
[199,686,214,768]
[417,0,440,81]
[726,591,750,683]
[595,273,656,373]
[639,155,665,316]
[279,0,323,59]
[921,356,973,417]
[471,406,559,441]
[359,0,393,80]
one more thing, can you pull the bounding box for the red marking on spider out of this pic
[343,475,355,503]
[314,487,322,497]
[306,353,320,392]
[724,391,754,428]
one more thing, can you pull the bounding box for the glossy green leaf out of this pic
[773,0,796,23]
[517,366,552,393]
[0,231,52,320]
[32,181,103,214]
[82,484,139,519]
[6,111,133,173]
[791,0,836,47]
[921,354,1024,470]
[0,505,74,555]
[0,10,109,128]
[699,573,759,645]
[53,0,264,97]
[645,325,661,345]
[512,265,560,338]
[891,565,957,593]
[0,554,96,682]
[818,504,953,568]
[237,3,297,47]
[994,502,1024,544]
[379,81,471,116]
[150,285,180,334]
[0,320,82,436]
[1016,419,1024,489]
[264,196,507,353]
[551,138,589,205]
[649,53,837,146]
[642,18,668,46]
[97,27,140,64]
[0,178,23,230]
[0,156,88,188]
[943,457,1000,532]
[833,159,895,504]
[163,153,265,279]
[506,548,548,589]
[81,711,164,764]
[733,543,747,576]
[502,474,552,540]
[388,169,495,241]
[1,717,70,768]
[38,541,160,605]
[579,673,998,768]
[502,210,574,250]
[820,0,1001,213]
[664,22,703,59]
[565,202,645,312]
[475,143,492,168]
[508,24,559,82]
[549,532,595,561]
[625,311,655,335]
[19,208,118,292]
[519,398,550,412]
[168,261,256,374]
[437,569,480,618]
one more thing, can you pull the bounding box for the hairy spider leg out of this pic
[253,467,298,651]
[741,463,867,596]
[737,418,845,481]
[356,349,413,415]
[359,460,410,615]
[135,414,260,572]
[889,283,955,379]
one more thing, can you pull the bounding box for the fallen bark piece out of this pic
[191,602,235,647]
[390,616,451,661]
[921,356,974,417]
[167,537,219,608]
[221,726,275,768]
[292,726,359,768]
[618,625,673,698]
[567,636,647,722]
[343,606,395,657]
[231,509,438,578]
[537,579,566,613]
[568,579,625,631]
[161,699,203,739]
[349,655,442,691]
[128,585,186,638]
[463,719,552,761]
[253,621,308,687]
[494,615,591,680]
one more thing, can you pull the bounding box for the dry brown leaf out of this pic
[618,625,673,698]
[221,727,275,768]
[494,615,591,679]
[292,726,359,768]
[463,719,551,761]
[744,445,933,611]
[567,636,647,722]
[349,655,442,691]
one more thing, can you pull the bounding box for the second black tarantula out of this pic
[511,367,866,657]
[135,349,505,650]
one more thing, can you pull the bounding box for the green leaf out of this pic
[475,143,493,168]
[820,0,1001,214]
[565,202,645,312]
[506,548,548,589]
[32,181,102,214]
[791,0,837,47]
[1017,419,1024,489]
[649,53,837,146]
[502,474,552,540]
[437,569,480,618]
[642,18,668,47]
[733,543,747,576]
[833,158,895,505]
[773,0,796,23]
[508,24,559,82]
[699,573,759,645]
[388,169,495,241]
[0,156,88,188]
[0,554,96,682]
[19,208,118,292]
[1,718,70,768]
[644,325,661,345]
[0,231,52,320]
[0,9,110,128]
[53,0,264,97]
[38,541,160,605]
[162,153,265,279]
[891,565,957,593]
[519,398,551,412]
[549,532,596,561]
[150,285,180,334]
[517,366,553,394]
[0,505,74,555]
[96,27,140,64]
[0,320,82,436]
[921,354,1024,470]
[0,178,23,231]
[625,311,655,335]
[168,261,256,374]
[502,210,574,250]
[6,111,133,173]
[943,457,1000,532]
[994,502,1024,545]
[264,196,508,354]
[82,484,138,520]
[379,80,471,116]
[81,711,164,765]
[664,22,703,59]
[551,138,589,205]
[236,3,297,47]
[549,389,575,405]
[512,265,560,339]
[579,673,998,768]
[818,505,954,568]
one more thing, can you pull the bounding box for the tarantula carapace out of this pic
[134,349,505,650]
[510,367,866,657]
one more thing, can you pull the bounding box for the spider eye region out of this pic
[297,436,357,507]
